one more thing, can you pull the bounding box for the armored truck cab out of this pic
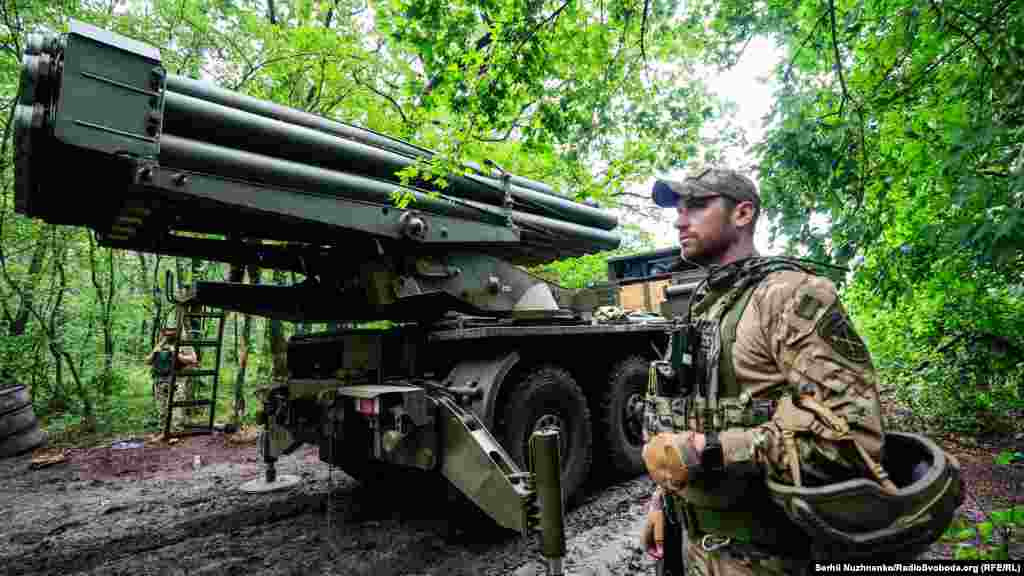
[607,248,705,319]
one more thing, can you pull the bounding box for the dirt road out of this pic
[1,430,1013,575]
[0,433,657,576]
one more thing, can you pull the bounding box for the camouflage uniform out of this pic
[147,338,197,430]
[644,259,888,576]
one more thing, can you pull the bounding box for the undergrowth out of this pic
[39,364,262,447]
[941,451,1024,560]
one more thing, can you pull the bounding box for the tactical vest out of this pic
[153,348,174,377]
[670,258,815,556]
[649,257,962,563]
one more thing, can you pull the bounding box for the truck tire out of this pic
[0,385,46,460]
[0,385,31,417]
[0,404,38,439]
[599,356,650,475]
[500,365,592,501]
[0,426,47,459]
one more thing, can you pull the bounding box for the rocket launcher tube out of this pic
[12,20,620,257]
[158,134,622,252]
[161,91,618,232]
[158,134,498,225]
[166,74,565,200]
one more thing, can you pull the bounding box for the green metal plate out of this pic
[54,20,163,158]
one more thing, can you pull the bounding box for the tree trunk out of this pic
[150,254,163,347]
[175,258,186,293]
[103,247,115,387]
[228,262,256,425]
[291,271,307,335]
[51,240,91,430]
[9,239,48,337]
[87,233,116,397]
[269,269,287,382]
[137,252,152,351]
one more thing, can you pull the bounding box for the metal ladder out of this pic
[163,302,226,438]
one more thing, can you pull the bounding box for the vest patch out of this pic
[816,302,870,364]
[795,293,823,320]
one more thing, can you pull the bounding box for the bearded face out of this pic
[674,196,741,266]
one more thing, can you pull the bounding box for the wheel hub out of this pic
[624,393,646,447]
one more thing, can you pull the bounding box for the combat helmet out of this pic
[766,431,963,562]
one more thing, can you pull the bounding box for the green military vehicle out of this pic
[13,20,700,540]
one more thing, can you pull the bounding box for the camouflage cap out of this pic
[652,168,760,208]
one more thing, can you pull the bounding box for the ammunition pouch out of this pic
[677,476,812,557]
[767,432,963,561]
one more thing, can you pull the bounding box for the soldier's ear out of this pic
[732,200,755,229]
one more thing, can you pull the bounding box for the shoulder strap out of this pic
[718,282,760,399]
[705,257,818,400]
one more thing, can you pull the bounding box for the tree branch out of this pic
[927,0,994,71]
[783,12,830,83]
[305,57,329,111]
[352,68,409,125]
[267,0,278,25]
[233,52,331,92]
[877,0,1018,107]
[316,90,356,116]
[876,37,970,107]
[827,0,853,118]
[640,0,651,77]
[512,0,573,56]
[0,0,23,59]
[828,0,869,208]
[474,122,521,143]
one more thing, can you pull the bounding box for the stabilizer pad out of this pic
[239,473,302,493]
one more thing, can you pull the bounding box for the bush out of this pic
[881,352,1023,436]
[941,451,1024,560]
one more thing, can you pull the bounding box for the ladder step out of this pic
[178,369,218,377]
[185,312,225,319]
[171,399,213,408]
[180,339,221,347]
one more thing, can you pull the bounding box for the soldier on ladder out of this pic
[146,327,199,434]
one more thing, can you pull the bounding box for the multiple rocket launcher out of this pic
[14,20,621,274]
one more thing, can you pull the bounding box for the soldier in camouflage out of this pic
[146,328,199,432]
[640,168,894,575]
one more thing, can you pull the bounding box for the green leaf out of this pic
[1013,505,1024,525]
[977,522,994,542]
[954,545,979,560]
[995,451,1023,465]
[955,528,975,541]
[990,509,1012,527]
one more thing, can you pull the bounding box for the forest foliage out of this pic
[0,0,1020,438]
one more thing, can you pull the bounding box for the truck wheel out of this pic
[500,365,592,501]
[600,356,650,475]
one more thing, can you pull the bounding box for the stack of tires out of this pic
[0,385,47,459]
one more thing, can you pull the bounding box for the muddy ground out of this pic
[1,430,1020,576]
